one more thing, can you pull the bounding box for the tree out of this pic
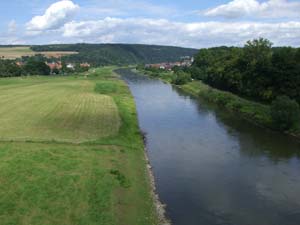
[188,66,204,80]
[271,47,299,102]
[0,60,23,77]
[240,38,273,100]
[171,71,191,85]
[24,59,50,75]
[271,95,300,130]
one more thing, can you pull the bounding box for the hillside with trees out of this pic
[31,44,198,66]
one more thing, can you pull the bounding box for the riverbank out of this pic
[141,133,171,225]
[0,67,161,225]
[123,67,300,225]
[136,68,300,140]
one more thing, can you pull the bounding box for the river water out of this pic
[117,69,300,225]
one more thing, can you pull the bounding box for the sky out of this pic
[0,0,300,48]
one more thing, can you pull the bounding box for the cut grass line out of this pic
[0,78,120,143]
[0,67,159,225]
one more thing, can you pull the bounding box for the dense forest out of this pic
[189,38,300,104]
[189,38,300,131]
[31,44,198,66]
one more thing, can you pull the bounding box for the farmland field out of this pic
[0,46,77,59]
[0,67,158,225]
[0,78,120,142]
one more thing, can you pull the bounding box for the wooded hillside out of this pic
[31,44,198,66]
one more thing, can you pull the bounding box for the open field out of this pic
[0,47,77,59]
[0,68,158,225]
[0,77,120,142]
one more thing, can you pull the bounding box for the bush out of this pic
[94,81,118,94]
[188,66,206,80]
[271,95,300,130]
[24,59,50,75]
[171,71,191,85]
[110,169,131,188]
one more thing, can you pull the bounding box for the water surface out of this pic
[117,69,300,225]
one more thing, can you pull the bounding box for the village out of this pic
[15,60,91,74]
[45,61,90,71]
[145,56,194,71]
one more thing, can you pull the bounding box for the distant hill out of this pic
[31,44,198,66]
[0,46,77,60]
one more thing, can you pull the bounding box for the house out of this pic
[145,60,191,71]
[66,63,75,70]
[80,63,91,68]
[15,61,24,67]
[46,61,62,71]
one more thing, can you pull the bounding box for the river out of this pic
[117,69,300,225]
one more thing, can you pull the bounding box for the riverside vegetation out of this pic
[138,38,300,138]
[0,67,159,225]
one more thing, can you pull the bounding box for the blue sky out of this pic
[0,0,300,47]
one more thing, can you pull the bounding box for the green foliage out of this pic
[240,38,273,100]
[193,38,300,104]
[0,60,22,77]
[171,71,191,85]
[187,66,205,80]
[31,44,198,66]
[271,47,300,102]
[271,95,300,130]
[0,57,51,77]
[194,46,243,93]
[188,81,272,126]
[23,59,51,75]
[110,169,131,188]
[94,81,118,94]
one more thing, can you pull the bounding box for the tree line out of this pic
[0,55,88,77]
[0,56,50,77]
[189,38,300,104]
[143,38,300,131]
[187,38,300,131]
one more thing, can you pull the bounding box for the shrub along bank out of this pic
[136,68,300,139]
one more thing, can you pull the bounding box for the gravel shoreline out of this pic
[142,132,171,225]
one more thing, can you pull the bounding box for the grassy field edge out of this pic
[0,67,160,225]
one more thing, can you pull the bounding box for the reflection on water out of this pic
[117,69,300,225]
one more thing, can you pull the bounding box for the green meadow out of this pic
[0,68,158,225]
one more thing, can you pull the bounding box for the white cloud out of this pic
[26,0,79,32]
[204,0,300,19]
[12,0,300,47]
[61,17,300,47]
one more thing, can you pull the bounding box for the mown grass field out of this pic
[0,47,77,59]
[0,68,158,225]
